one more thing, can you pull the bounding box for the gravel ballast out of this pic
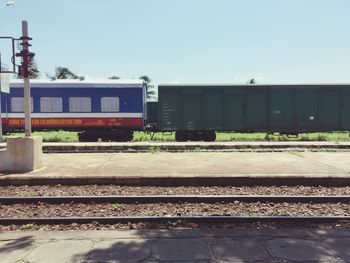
[2,185,350,231]
[1,202,350,218]
[1,185,350,197]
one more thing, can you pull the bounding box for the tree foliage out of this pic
[17,57,40,79]
[29,57,40,79]
[54,67,78,79]
[248,78,256,84]
[139,75,156,100]
[139,75,151,84]
[108,75,120,79]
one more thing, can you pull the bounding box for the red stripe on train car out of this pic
[1,118,9,125]
[5,118,143,127]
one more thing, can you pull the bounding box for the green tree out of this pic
[17,57,40,79]
[248,78,256,84]
[139,75,156,100]
[139,75,151,84]
[54,67,78,79]
[109,75,120,79]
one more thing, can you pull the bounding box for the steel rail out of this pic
[0,216,350,225]
[1,195,350,204]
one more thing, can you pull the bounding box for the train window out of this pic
[11,97,33,112]
[69,97,91,112]
[40,97,63,112]
[101,97,120,112]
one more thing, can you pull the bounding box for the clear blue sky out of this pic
[1,0,350,85]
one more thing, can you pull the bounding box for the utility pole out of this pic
[16,21,34,137]
[0,53,2,139]
[0,20,42,173]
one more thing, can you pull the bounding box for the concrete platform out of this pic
[1,152,350,185]
[2,141,350,153]
[1,228,349,262]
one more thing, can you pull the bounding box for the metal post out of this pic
[22,21,31,137]
[0,53,2,138]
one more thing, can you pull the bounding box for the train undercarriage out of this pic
[77,130,216,142]
[78,129,133,142]
[175,131,216,142]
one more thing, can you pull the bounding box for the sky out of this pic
[0,0,350,85]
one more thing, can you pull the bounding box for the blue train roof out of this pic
[10,79,145,88]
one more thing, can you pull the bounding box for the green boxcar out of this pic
[158,84,350,141]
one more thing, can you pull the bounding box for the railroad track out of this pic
[2,216,350,225]
[1,195,350,225]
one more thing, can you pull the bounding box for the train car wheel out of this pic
[78,132,98,142]
[188,131,202,141]
[202,131,216,142]
[175,131,187,142]
[110,131,133,142]
[120,131,133,142]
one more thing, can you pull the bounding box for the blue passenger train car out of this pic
[0,79,147,141]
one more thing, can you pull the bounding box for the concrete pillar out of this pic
[0,136,42,172]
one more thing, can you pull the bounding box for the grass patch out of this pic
[133,131,175,141]
[5,131,78,142]
[216,132,267,141]
[20,223,39,230]
[3,131,350,142]
[111,203,123,211]
[148,146,161,153]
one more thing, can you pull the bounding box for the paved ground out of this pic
[2,141,350,153]
[1,148,350,262]
[1,227,349,262]
[0,152,350,180]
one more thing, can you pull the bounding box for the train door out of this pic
[159,91,181,131]
[341,92,350,130]
[224,95,244,130]
[269,89,293,131]
[295,89,318,130]
[182,94,202,130]
[142,83,147,126]
[244,89,268,131]
[0,92,9,134]
[319,89,340,130]
[204,91,223,130]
